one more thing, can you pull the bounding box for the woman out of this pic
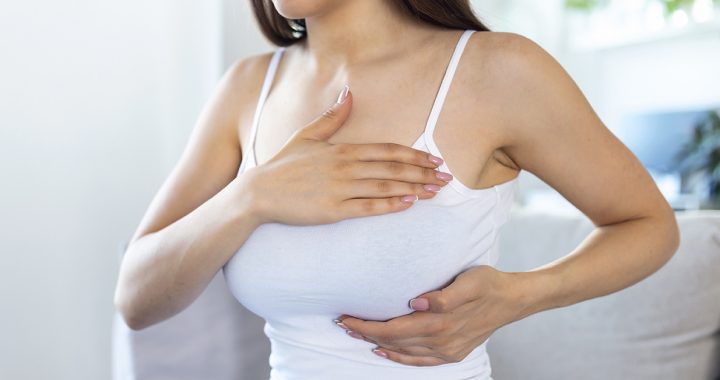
[114,0,680,379]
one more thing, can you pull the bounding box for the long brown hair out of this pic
[250,0,491,47]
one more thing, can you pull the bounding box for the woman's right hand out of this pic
[240,85,453,226]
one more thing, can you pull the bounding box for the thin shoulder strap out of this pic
[246,47,286,163]
[422,29,475,163]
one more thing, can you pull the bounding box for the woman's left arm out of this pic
[336,32,680,366]
[493,32,681,317]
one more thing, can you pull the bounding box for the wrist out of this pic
[227,173,269,228]
[505,267,563,323]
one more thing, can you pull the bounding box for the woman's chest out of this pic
[237,61,506,190]
[223,195,499,323]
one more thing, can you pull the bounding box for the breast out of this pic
[222,186,506,324]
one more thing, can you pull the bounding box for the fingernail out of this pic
[333,318,349,330]
[347,330,363,339]
[408,297,430,311]
[372,348,388,358]
[401,194,419,203]
[423,184,442,192]
[427,154,443,166]
[435,171,453,181]
[336,84,350,104]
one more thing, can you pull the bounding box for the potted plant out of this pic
[674,110,720,209]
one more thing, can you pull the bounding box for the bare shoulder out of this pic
[221,51,279,136]
[225,51,277,94]
[456,31,562,169]
[463,30,591,147]
[464,31,557,80]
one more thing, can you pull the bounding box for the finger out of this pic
[335,142,443,169]
[337,179,439,200]
[344,326,438,352]
[342,160,449,187]
[371,346,448,367]
[370,341,436,356]
[297,85,352,142]
[337,195,418,218]
[411,267,486,313]
[338,313,437,343]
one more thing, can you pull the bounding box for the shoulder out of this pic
[225,50,277,80]
[210,50,283,137]
[451,31,566,111]
[222,50,279,101]
[463,31,564,90]
[463,31,588,137]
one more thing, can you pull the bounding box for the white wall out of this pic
[222,0,274,68]
[590,32,720,129]
[0,1,222,379]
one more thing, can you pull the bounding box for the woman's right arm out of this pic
[113,54,271,331]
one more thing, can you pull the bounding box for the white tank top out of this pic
[223,29,518,380]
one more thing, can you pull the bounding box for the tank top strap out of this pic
[245,47,286,168]
[420,29,476,169]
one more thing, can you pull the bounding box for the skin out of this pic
[114,0,681,368]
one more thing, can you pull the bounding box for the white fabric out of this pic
[223,29,520,379]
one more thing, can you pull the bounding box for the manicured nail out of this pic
[427,154,443,166]
[401,194,419,203]
[372,348,388,358]
[336,84,350,104]
[347,330,364,339]
[423,184,442,192]
[435,171,453,181]
[333,318,349,330]
[408,297,430,311]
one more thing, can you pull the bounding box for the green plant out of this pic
[658,0,696,14]
[565,0,720,14]
[564,0,608,11]
[675,110,720,206]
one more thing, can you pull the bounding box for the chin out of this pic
[271,0,335,19]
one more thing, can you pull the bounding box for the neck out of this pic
[300,0,438,68]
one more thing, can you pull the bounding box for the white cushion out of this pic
[112,271,271,380]
[488,208,720,380]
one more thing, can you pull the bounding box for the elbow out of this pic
[113,242,155,331]
[657,205,681,263]
[114,286,151,331]
[667,211,681,257]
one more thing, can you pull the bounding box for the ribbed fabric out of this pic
[224,29,518,380]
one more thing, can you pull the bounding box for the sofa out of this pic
[112,208,720,379]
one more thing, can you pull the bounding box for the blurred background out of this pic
[0,0,718,379]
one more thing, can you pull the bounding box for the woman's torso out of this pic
[223,29,518,380]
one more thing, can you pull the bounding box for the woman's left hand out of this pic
[334,265,537,366]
